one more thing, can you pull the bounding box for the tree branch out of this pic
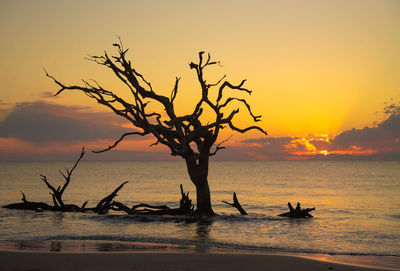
[228,121,268,136]
[47,41,268,168]
[92,131,148,153]
[217,80,251,104]
[209,135,232,156]
[59,147,85,195]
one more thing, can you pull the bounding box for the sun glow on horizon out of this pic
[0,1,399,161]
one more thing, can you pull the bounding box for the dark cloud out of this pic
[242,137,294,145]
[39,91,57,98]
[0,101,134,143]
[0,149,173,162]
[309,139,330,150]
[214,137,296,160]
[331,106,400,151]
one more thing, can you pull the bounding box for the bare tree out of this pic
[46,40,267,216]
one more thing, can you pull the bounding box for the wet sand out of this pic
[0,240,399,271]
[0,250,395,271]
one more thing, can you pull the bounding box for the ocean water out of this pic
[0,161,399,260]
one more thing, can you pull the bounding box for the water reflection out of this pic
[50,241,62,252]
[50,212,65,225]
[194,218,213,252]
[17,240,42,251]
[288,217,313,226]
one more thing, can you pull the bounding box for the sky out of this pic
[0,0,399,161]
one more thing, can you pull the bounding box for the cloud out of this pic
[1,101,399,161]
[0,101,135,143]
[213,137,297,160]
[0,99,11,114]
[39,91,57,98]
[239,137,295,159]
[238,104,400,160]
[330,105,400,151]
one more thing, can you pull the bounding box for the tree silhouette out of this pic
[47,40,267,216]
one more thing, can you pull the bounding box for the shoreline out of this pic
[0,240,398,271]
[0,250,394,271]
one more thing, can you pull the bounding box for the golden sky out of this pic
[0,0,399,160]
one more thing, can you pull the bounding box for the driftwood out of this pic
[40,148,86,211]
[278,202,315,218]
[221,194,315,218]
[3,184,129,215]
[2,192,54,212]
[111,184,194,216]
[93,181,129,214]
[3,149,194,216]
[222,192,247,215]
[3,148,86,212]
[3,148,316,218]
[2,148,127,214]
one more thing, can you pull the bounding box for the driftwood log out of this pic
[278,202,315,218]
[222,194,315,218]
[2,192,54,212]
[111,184,194,216]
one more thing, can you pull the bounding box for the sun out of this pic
[319,150,330,156]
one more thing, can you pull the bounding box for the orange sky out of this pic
[0,0,399,160]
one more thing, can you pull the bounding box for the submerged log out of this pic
[111,184,194,216]
[222,192,247,215]
[278,202,315,218]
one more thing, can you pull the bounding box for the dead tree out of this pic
[46,40,267,216]
[278,202,315,218]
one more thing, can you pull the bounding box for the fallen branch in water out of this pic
[111,184,194,216]
[222,192,247,215]
[2,149,195,216]
[278,202,315,218]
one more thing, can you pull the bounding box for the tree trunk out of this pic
[185,156,215,216]
[195,176,214,216]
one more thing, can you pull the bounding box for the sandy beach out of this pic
[0,250,394,271]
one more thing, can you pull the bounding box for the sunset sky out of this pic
[0,0,399,161]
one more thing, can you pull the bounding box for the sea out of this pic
[0,161,399,269]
